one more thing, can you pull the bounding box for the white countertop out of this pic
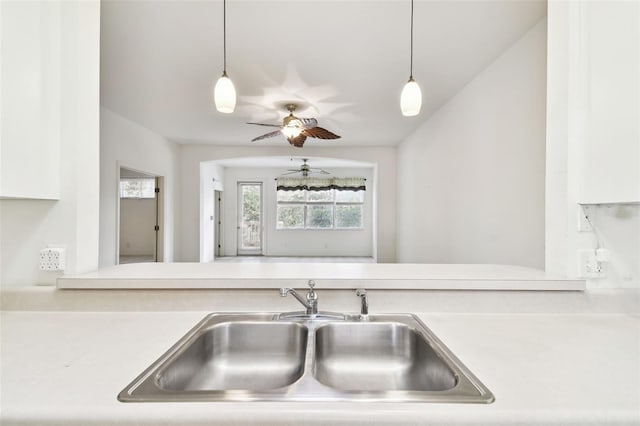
[1,311,638,425]
[57,263,585,290]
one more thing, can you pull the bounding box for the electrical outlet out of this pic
[39,248,66,271]
[578,249,604,278]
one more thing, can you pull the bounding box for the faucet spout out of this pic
[280,288,312,309]
[279,280,318,315]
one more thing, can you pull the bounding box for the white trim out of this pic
[236,182,264,255]
[57,263,586,291]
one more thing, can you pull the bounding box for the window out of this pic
[276,189,364,230]
[119,178,156,199]
[238,182,263,253]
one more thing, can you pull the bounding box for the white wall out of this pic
[581,205,640,288]
[119,198,156,256]
[218,166,374,258]
[396,19,547,268]
[546,1,640,288]
[0,1,100,287]
[199,162,224,262]
[181,145,396,263]
[99,108,181,266]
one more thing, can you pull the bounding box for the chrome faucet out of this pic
[280,280,318,316]
[355,288,368,320]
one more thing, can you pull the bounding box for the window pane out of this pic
[120,178,155,198]
[240,184,261,249]
[277,205,304,229]
[307,190,333,202]
[336,205,363,228]
[335,190,364,203]
[306,205,333,228]
[241,185,261,223]
[277,189,305,202]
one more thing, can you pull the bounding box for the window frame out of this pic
[276,188,364,230]
[119,177,157,199]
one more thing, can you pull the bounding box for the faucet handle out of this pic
[306,280,317,305]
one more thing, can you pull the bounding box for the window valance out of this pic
[276,177,366,192]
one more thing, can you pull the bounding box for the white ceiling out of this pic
[100,0,546,148]
[212,156,374,169]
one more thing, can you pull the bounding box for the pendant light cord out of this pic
[223,0,227,73]
[409,0,414,79]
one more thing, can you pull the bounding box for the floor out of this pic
[119,255,155,264]
[118,256,375,265]
[214,256,376,263]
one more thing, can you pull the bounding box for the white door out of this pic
[237,182,263,255]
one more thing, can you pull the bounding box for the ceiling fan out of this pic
[248,104,341,148]
[280,159,330,177]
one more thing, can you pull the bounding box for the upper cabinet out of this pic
[0,1,61,199]
[579,1,640,204]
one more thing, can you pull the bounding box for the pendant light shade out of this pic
[401,0,422,116]
[214,71,236,114]
[214,0,236,113]
[401,77,422,116]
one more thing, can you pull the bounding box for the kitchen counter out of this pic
[1,310,638,425]
[56,263,585,290]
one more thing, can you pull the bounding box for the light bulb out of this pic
[400,78,422,116]
[281,118,303,139]
[214,72,236,113]
[281,125,302,139]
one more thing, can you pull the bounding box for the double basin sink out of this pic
[118,313,494,403]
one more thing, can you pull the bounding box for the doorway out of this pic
[118,167,163,264]
[237,182,263,255]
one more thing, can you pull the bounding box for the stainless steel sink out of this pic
[314,322,457,392]
[119,313,494,403]
[157,321,307,391]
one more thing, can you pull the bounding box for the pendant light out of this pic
[400,0,422,116]
[214,0,236,113]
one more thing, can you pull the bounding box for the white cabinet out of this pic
[0,1,60,199]
[579,1,640,204]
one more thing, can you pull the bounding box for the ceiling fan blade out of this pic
[310,168,330,174]
[280,170,300,176]
[301,127,341,140]
[251,129,282,142]
[288,135,307,148]
[299,118,318,129]
[247,122,282,128]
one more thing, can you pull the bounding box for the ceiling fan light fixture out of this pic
[247,103,341,147]
[281,125,302,139]
[214,0,236,114]
[401,77,422,116]
[214,71,236,114]
[281,114,303,138]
